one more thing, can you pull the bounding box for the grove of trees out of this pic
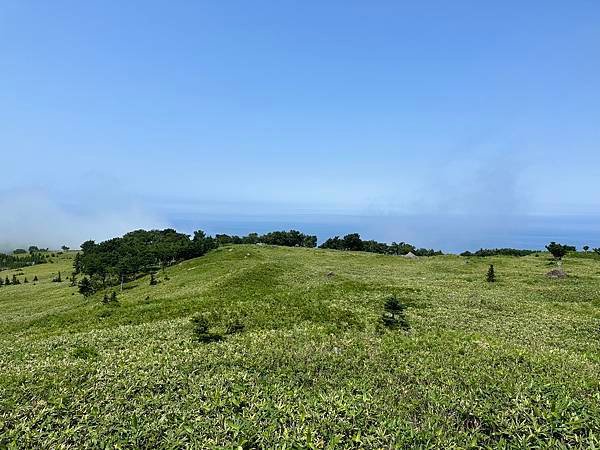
[215,230,317,248]
[0,252,47,270]
[75,229,218,292]
[460,248,538,257]
[319,233,442,256]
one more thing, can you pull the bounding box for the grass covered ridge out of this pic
[1,246,600,448]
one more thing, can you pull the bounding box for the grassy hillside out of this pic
[1,246,600,448]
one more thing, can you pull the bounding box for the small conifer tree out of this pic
[225,316,245,335]
[486,264,496,282]
[150,273,157,285]
[381,295,410,330]
[78,277,94,297]
[191,315,222,343]
[110,291,118,303]
[5,276,10,285]
[33,275,38,282]
[102,292,110,304]
[12,274,20,285]
[24,277,28,283]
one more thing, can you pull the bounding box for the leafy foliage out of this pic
[320,233,442,256]
[216,229,317,248]
[75,229,218,290]
[545,242,575,259]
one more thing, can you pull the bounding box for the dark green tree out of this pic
[381,295,409,330]
[583,245,590,253]
[190,315,222,343]
[12,274,20,285]
[486,264,496,282]
[78,277,94,297]
[110,291,118,303]
[546,242,571,260]
[225,316,245,335]
[342,233,364,251]
[33,275,38,282]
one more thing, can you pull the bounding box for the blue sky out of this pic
[1,1,599,251]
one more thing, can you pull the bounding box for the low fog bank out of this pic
[0,190,166,252]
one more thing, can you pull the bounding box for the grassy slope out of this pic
[1,246,599,448]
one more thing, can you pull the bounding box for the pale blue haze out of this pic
[1,1,599,251]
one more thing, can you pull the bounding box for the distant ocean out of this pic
[171,213,600,254]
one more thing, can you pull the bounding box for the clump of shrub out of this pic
[225,316,245,335]
[97,310,112,319]
[486,264,496,283]
[149,273,158,285]
[52,271,62,283]
[102,291,119,304]
[190,314,223,343]
[71,346,99,360]
[380,295,410,331]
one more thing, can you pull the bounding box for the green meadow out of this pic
[1,246,599,448]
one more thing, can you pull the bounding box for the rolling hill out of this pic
[1,246,599,448]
